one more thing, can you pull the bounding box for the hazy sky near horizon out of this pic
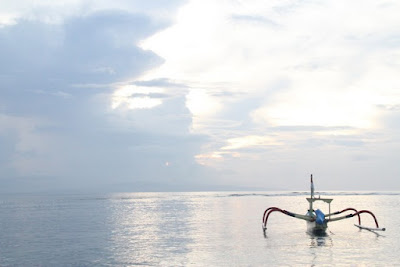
[1,0,399,192]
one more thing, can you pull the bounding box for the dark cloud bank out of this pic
[0,7,221,193]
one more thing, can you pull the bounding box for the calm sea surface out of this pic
[0,191,399,266]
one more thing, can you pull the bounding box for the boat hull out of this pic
[307,221,327,235]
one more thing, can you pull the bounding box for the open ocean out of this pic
[0,191,399,266]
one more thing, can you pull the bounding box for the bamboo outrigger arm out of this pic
[326,208,361,224]
[327,209,385,231]
[262,207,313,231]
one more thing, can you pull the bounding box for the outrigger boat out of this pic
[262,175,386,235]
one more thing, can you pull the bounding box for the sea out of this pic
[0,191,399,266]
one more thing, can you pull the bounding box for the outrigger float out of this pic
[262,175,386,235]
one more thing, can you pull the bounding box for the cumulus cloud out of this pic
[139,0,400,190]
[0,2,217,192]
[1,0,400,192]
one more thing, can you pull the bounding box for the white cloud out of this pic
[2,0,400,191]
[251,86,380,128]
[136,0,400,189]
[141,0,400,131]
[185,88,223,132]
[221,135,281,151]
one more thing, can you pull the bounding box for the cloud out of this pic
[138,0,400,190]
[142,0,400,128]
[111,85,166,109]
[1,0,400,192]
[230,14,279,27]
[0,3,219,193]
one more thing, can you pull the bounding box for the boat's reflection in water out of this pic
[308,231,333,247]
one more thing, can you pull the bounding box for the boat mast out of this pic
[309,174,314,212]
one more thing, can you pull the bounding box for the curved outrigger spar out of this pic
[262,175,386,235]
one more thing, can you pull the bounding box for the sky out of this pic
[1,0,400,193]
